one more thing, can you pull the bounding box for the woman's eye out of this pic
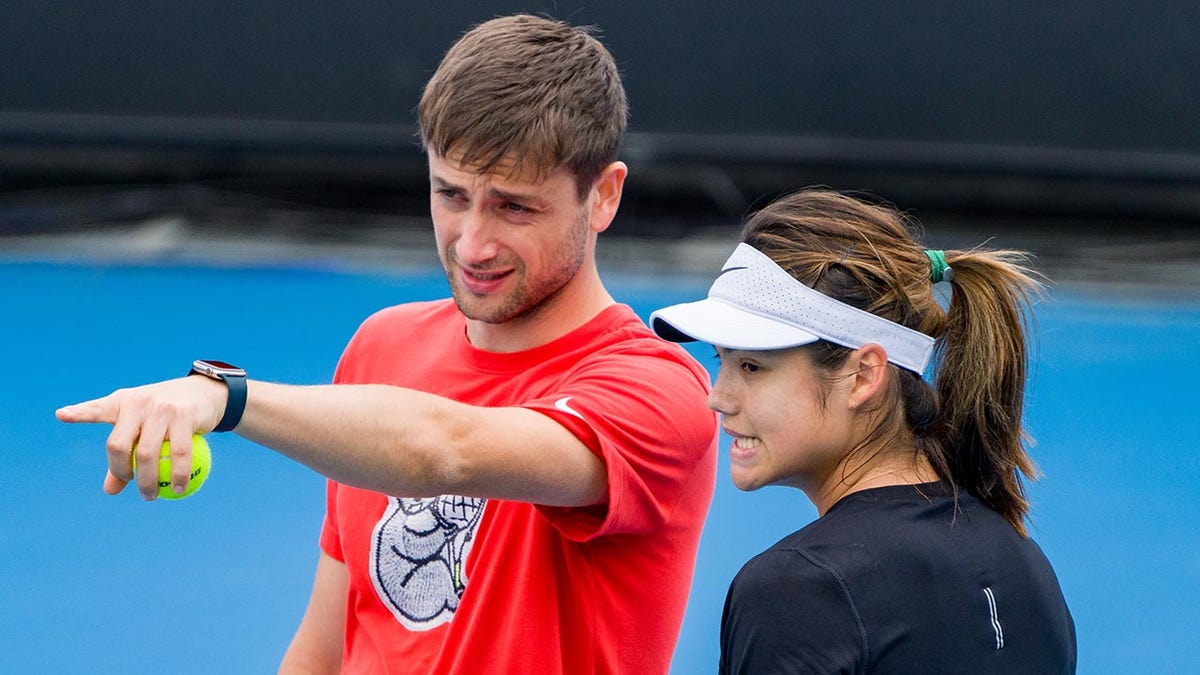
[740,362,760,374]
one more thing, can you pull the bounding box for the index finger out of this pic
[56,395,119,425]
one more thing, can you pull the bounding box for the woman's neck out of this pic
[809,445,940,516]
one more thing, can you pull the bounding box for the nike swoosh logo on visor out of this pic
[714,266,748,279]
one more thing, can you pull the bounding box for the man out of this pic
[56,14,718,674]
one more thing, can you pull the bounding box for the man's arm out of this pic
[56,377,607,506]
[279,552,348,674]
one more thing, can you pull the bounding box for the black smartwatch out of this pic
[189,359,247,432]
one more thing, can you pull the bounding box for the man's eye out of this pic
[502,202,528,213]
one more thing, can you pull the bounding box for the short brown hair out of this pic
[418,14,627,200]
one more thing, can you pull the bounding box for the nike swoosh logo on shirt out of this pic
[554,396,583,419]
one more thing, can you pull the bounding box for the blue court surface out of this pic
[2,257,1198,673]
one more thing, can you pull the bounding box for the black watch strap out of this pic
[212,373,247,432]
[188,360,247,432]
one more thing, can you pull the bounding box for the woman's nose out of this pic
[706,373,736,415]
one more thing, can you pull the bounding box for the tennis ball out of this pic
[132,434,212,500]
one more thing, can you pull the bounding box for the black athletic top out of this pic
[718,482,1076,674]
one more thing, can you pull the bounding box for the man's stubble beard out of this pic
[447,210,590,325]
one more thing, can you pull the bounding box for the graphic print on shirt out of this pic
[370,494,486,631]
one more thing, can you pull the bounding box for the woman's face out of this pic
[707,346,858,495]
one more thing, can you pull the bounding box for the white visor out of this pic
[650,243,935,373]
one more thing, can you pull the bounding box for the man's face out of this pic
[428,153,592,325]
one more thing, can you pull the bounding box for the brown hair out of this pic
[741,188,1044,535]
[418,14,628,200]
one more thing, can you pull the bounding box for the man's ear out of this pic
[589,161,627,233]
[847,343,890,409]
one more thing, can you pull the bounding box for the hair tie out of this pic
[924,250,954,283]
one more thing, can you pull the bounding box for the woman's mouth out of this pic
[728,433,761,460]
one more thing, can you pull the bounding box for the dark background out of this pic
[3,1,1199,236]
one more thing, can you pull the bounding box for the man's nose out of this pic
[454,210,500,266]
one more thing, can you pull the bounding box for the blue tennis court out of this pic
[2,255,1198,673]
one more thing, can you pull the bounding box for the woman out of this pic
[651,188,1076,673]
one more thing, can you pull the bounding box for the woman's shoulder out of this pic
[724,535,870,670]
[729,542,864,623]
[732,518,869,602]
[756,483,978,579]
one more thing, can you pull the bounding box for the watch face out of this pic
[193,359,245,376]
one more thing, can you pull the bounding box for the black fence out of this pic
[3,2,1199,227]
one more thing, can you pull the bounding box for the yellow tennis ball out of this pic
[132,434,212,500]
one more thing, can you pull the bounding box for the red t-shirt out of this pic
[321,300,718,674]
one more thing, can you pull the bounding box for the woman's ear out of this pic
[846,343,890,409]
